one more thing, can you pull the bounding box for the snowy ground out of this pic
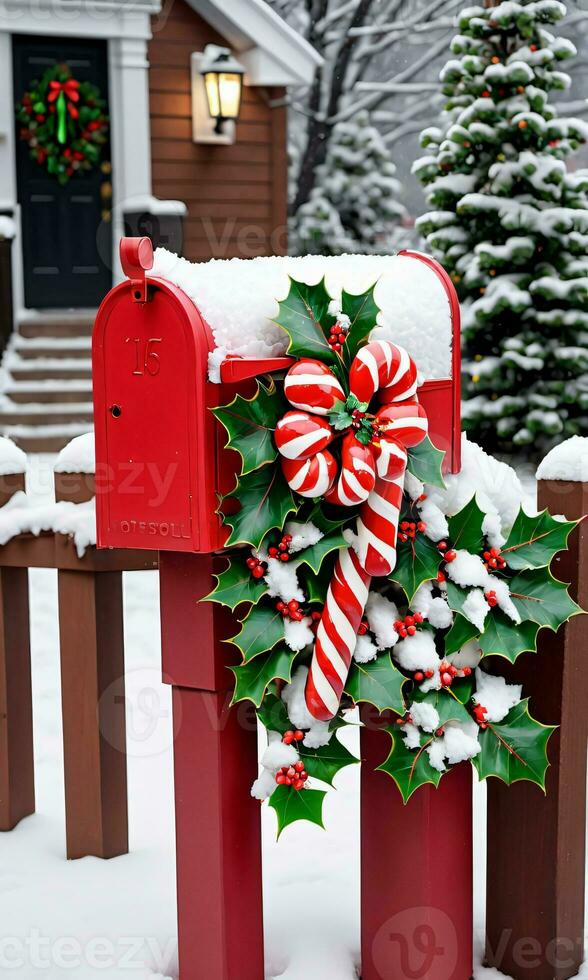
[0,457,585,979]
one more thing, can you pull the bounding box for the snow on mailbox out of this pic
[92,239,460,554]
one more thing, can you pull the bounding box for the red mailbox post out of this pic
[93,238,464,979]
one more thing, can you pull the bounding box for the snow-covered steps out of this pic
[0,313,95,451]
[17,311,95,338]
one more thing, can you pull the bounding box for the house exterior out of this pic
[0,0,319,450]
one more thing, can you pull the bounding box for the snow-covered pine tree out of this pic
[293,110,406,255]
[414,0,588,454]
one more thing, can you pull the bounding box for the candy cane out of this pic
[305,342,428,720]
[304,547,371,719]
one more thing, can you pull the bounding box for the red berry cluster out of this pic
[437,541,457,563]
[282,729,305,745]
[246,556,267,579]
[413,668,435,682]
[276,760,308,791]
[269,533,293,562]
[439,661,472,688]
[328,321,348,352]
[394,612,424,638]
[485,590,498,607]
[357,618,370,636]
[483,547,506,571]
[399,520,427,543]
[473,704,488,729]
[276,599,304,621]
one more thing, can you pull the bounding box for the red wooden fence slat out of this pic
[485,479,588,980]
[361,710,474,980]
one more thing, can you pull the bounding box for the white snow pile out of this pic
[284,520,323,553]
[474,669,522,724]
[281,666,332,749]
[151,248,453,382]
[365,591,400,649]
[54,431,95,474]
[394,630,440,673]
[0,216,16,239]
[446,550,521,626]
[0,490,96,557]
[536,435,588,483]
[251,737,300,802]
[427,434,525,546]
[427,720,481,772]
[0,435,26,475]
[412,581,453,629]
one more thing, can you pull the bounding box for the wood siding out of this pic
[148,0,288,261]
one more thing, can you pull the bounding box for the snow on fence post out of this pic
[0,437,34,832]
[485,438,588,980]
[54,434,129,860]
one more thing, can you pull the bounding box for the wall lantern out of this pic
[191,45,245,146]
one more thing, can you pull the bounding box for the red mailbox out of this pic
[92,239,467,980]
[93,241,461,556]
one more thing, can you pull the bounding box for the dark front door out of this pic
[13,35,112,309]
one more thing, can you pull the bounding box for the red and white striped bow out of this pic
[275,340,429,721]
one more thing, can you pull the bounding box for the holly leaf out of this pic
[269,784,327,838]
[445,614,479,655]
[213,380,286,476]
[448,496,486,553]
[445,580,478,624]
[407,436,446,489]
[378,726,442,803]
[300,561,334,604]
[412,686,471,726]
[509,568,581,631]
[502,509,578,571]
[230,646,294,706]
[274,277,337,364]
[478,611,539,663]
[329,407,354,431]
[392,533,441,602]
[256,692,290,734]
[473,699,555,790]
[345,653,406,714]
[222,466,297,549]
[451,674,476,705]
[297,529,347,575]
[228,605,285,662]
[341,284,381,364]
[305,502,349,536]
[298,734,359,786]
[204,557,267,610]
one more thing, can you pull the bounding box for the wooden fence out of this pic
[0,452,586,980]
[0,462,157,858]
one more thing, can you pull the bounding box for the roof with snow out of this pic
[151,249,454,382]
[183,0,322,87]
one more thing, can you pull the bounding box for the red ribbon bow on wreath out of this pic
[47,78,80,143]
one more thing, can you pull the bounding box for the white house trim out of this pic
[0,1,156,312]
[186,0,321,87]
